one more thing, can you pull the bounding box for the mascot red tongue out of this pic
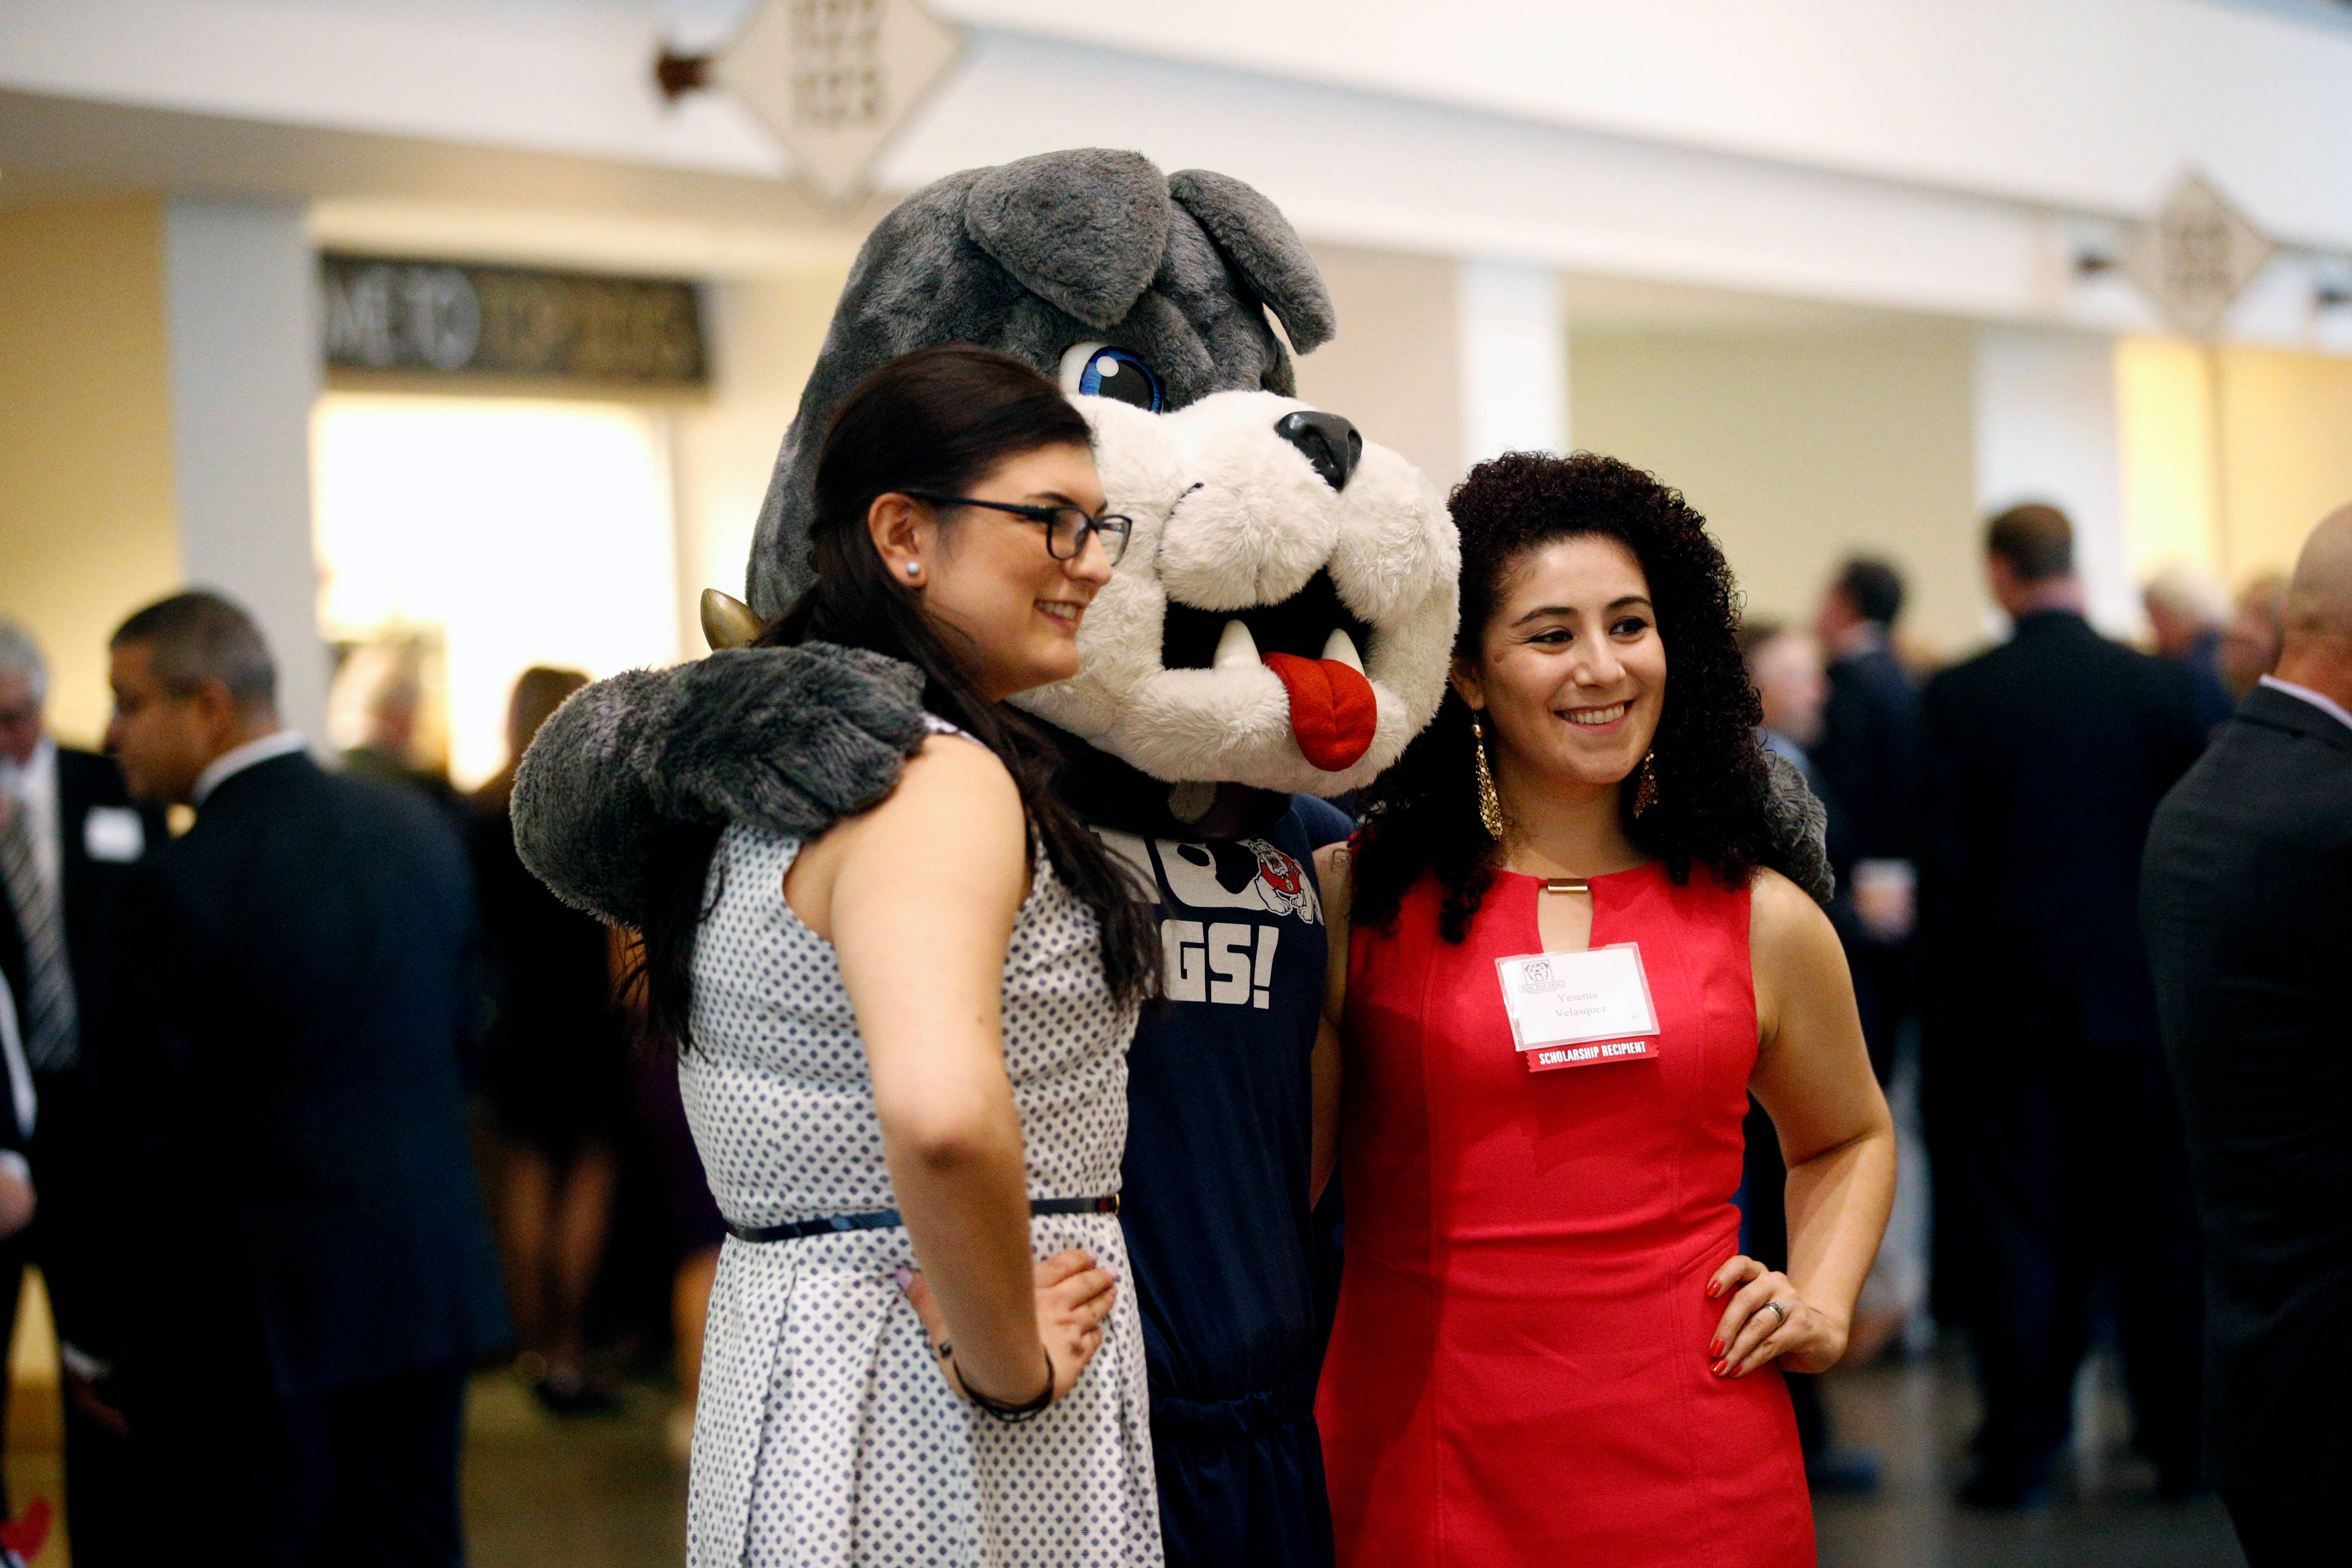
[1260,652,1380,772]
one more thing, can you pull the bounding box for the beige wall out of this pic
[2215,346,2352,582]
[2116,336,2224,587]
[1568,325,1983,657]
[0,198,185,746]
[1294,245,1464,492]
[668,265,851,643]
[2115,336,2352,593]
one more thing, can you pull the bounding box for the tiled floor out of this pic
[456,1343,2248,1568]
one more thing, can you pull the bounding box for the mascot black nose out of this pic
[1275,410,1363,491]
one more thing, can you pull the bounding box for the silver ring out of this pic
[1763,1301,1790,1328]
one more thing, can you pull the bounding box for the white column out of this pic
[1456,260,1568,472]
[1971,325,2133,637]
[163,196,329,740]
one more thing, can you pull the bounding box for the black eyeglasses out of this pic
[904,493,1134,567]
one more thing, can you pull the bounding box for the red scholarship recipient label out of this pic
[1494,943,1661,1073]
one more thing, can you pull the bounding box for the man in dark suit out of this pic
[1919,505,2208,1508]
[2141,508,2352,1566]
[0,618,165,1559]
[99,592,507,1563]
[1811,557,1923,1082]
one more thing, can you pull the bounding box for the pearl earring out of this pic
[904,561,921,578]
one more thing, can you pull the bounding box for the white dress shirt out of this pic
[191,730,311,807]
[2259,674,2352,738]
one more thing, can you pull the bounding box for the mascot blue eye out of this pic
[1063,344,1163,412]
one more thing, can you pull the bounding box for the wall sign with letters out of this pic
[320,254,707,388]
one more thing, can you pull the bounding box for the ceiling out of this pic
[0,88,878,277]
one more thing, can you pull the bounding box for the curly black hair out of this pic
[1352,450,1774,943]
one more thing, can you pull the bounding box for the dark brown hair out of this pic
[1986,502,2074,583]
[1833,555,1906,627]
[1351,451,1775,943]
[638,345,1160,1050]
[111,590,277,715]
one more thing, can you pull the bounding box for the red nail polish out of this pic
[1712,1359,1728,1376]
[1709,1338,1723,1358]
[1705,1282,1720,1298]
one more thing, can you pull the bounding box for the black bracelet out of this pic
[957,1342,1055,1424]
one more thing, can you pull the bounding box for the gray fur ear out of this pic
[964,149,1171,330]
[1168,169,1336,354]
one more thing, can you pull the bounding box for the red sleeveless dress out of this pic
[1317,863,1813,1566]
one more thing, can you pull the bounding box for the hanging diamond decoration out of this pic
[2123,171,2276,338]
[714,0,965,205]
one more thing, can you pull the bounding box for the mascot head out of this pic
[738,148,1456,809]
[1016,393,1454,800]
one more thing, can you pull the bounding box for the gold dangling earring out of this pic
[1632,750,1658,818]
[1472,712,1507,841]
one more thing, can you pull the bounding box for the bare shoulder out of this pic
[896,730,1019,803]
[787,732,1026,935]
[1748,865,1840,965]
[860,732,1020,841]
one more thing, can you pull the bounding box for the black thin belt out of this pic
[726,1193,1121,1244]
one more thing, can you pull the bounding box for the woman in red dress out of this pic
[1312,453,1896,1566]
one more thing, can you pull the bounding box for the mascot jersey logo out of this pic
[1156,838,1319,923]
[1104,829,1323,1012]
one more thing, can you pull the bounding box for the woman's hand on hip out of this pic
[1030,1248,1120,1400]
[1705,1254,1850,1378]
[900,1248,1119,1405]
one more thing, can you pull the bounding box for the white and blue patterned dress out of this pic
[679,721,1161,1567]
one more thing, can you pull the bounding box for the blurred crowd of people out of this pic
[1733,503,2338,1537]
[0,602,723,1562]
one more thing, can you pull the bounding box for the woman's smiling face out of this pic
[1453,532,1666,793]
[901,441,1113,703]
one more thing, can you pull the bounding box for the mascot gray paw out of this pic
[1759,750,1836,907]
[511,644,927,925]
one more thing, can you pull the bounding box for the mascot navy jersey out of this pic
[1102,794,1351,1568]
[1104,795,1352,1404]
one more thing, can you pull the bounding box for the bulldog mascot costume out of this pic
[513,148,1826,1566]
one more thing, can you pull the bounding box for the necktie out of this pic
[0,976,36,1141]
[0,801,76,1074]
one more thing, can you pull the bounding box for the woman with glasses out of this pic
[626,345,1163,1564]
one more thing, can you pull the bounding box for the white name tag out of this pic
[1495,943,1660,1073]
[83,806,146,863]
